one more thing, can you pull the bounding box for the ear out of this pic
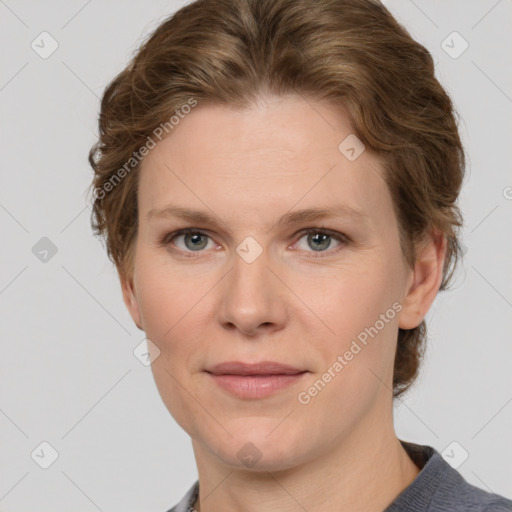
[398,230,447,330]
[121,274,143,331]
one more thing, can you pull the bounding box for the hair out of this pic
[88,0,466,399]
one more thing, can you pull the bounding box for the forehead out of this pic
[138,95,393,231]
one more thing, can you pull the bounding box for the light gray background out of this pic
[0,1,511,511]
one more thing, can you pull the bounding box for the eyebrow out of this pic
[147,203,369,232]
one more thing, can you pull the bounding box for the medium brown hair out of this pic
[88,0,466,399]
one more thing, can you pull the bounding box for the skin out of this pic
[121,94,446,512]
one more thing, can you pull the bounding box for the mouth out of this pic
[205,361,308,399]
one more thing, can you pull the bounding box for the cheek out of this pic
[134,249,203,342]
[306,257,402,390]
[295,270,400,430]
[135,260,210,433]
[133,247,221,372]
[309,257,398,336]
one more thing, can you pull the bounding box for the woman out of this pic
[88,0,512,510]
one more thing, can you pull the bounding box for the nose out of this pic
[217,242,288,337]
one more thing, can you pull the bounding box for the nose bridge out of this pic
[232,237,269,291]
[230,235,273,307]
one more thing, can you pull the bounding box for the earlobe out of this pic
[398,231,447,330]
[121,275,143,330]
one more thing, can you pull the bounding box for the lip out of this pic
[206,361,305,376]
[205,361,308,399]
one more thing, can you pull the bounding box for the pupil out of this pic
[309,233,330,251]
[185,233,207,250]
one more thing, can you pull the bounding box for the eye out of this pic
[294,228,347,257]
[163,229,215,253]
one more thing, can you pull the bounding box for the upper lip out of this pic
[206,361,306,376]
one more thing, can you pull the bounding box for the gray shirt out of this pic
[165,440,512,511]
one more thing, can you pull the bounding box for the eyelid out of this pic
[297,227,348,242]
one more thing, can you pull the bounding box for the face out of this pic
[122,94,441,471]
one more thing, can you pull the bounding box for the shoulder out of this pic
[164,480,199,512]
[426,452,512,511]
[482,504,512,512]
[442,475,512,511]
[386,441,512,512]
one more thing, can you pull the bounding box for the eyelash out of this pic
[159,227,349,259]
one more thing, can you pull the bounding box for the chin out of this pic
[215,443,307,473]
[200,418,312,472]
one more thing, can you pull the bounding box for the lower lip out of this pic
[207,372,307,399]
